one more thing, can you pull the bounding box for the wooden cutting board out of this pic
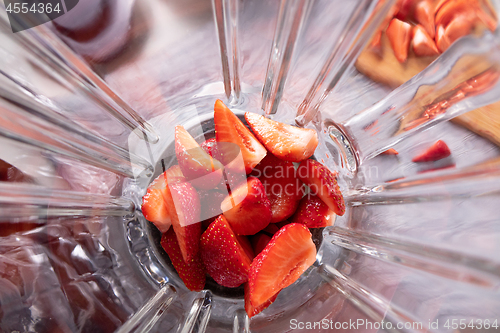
[355,33,500,147]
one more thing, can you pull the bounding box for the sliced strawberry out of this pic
[221,177,272,235]
[414,0,435,38]
[251,153,304,223]
[202,138,247,192]
[296,159,345,216]
[435,24,450,53]
[238,235,255,261]
[244,112,318,162]
[412,140,451,162]
[290,194,336,229]
[164,177,202,262]
[386,18,412,63]
[442,14,475,47]
[161,228,205,291]
[412,24,439,57]
[244,283,279,318]
[200,138,219,157]
[214,100,267,174]
[381,148,399,155]
[200,215,253,288]
[198,189,226,224]
[395,0,418,21]
[175,126,223,190]
[141,166,184,233]
[262,223,280,235]
[251,233,272,255]
[142,185,171,233]
[248,223,316,308]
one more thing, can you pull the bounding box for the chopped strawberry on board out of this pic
[290,193,336,229]
[244,112,318,162]
[412,140,451,162]
[386,18,412,63]
[251,153,304,223]
[244,283,279,318]
[200,215,253,288]
[175,125,223,190]
[247,223,317,308]
[214,100,267,174]
[296,159,345,216]
[161,228,206,292]
[221,177,272,235]
[141,165,184,233]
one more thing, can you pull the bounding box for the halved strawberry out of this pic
[200,138,218,157]
[142,184,171,233]
[221,177,272,235]
[290,194,336,228]
[141,165,184,233]
[386,18,412,63]
[251,153,304,223]
[175,126,223,190]
[251,233,272,256]
[248,223,316,308]
[262,223,280,235]
[161,228,205,291]
[412,24,439,57]
[244,283,279,318]
[214,100,267,174]
[244,112,318,162]
[201,138,247,192]
[200,215,253,288]
[164,176,202,262]
[238,235,255,261]
[414,0,435,38]
[412,140,451,162]
[296,159,345,216]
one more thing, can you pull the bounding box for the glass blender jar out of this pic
[1,0,500,332]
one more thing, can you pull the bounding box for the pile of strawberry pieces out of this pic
[374,0,497,62]
[141,100,346,318]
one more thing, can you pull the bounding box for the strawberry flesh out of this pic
[245,112,318,162]
[244,283,279,318]
[164,175,202,262]
[221,177,272,235]
[141,165,184,233]
[175,126,223,190]
[214,100,267,174]
[290,194,336,228]
[412,24,439,57]
[251,153,304,223]
[414,0,435,38]
[251,233,272,256]
[297,159,345,216]
[142,180,171,233]
[161,228,206,291]
[200,215,253,288]
[412,140,451,162]
[248,223,316,308]
[386,18,412,63]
